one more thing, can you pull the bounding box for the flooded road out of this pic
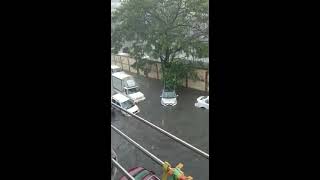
[111,73,209,179]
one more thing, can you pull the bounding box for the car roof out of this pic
[112,72,131,79]
[111,65,121,69]
[112,93,130,103]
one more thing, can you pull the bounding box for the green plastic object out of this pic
[134,170,150,180]
[167,168,183,180]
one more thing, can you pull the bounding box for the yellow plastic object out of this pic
[161,162,193,180]
[162,161,171,180]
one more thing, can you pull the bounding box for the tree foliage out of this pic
[111,0,208,88]
[161,59,200,90]
[131,57,155,77]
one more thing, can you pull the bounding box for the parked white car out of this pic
[111,65,123,74]
[111,93,140,116]
[195,96,209,109]
[160,89,178,106]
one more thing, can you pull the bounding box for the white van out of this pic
[112,72,145,103]
[111,93,140,116]
[111,65,123,74]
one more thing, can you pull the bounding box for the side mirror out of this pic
[176,95,179,97]
[160,95,162,98]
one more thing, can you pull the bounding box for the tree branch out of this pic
[170,0,182,25]
[145,9,166,26]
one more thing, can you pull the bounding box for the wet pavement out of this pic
[111,72,209,179]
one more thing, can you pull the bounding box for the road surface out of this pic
[111,72,209,179]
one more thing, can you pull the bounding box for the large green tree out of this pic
[111,0,208,89]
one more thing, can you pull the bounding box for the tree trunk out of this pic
[160,61,166,87]
[128,59,131,72]
[136,58,140,75]
[120,56,123,70]
[144,68,148,78]
[156,63,159,79]
[186,75,188,88]
[205,71,208,92]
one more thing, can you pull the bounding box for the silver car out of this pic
[160,89,178,106]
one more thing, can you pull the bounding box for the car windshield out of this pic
[127,87,138,94]
[121,100,135,109]
[162,91,176,98]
